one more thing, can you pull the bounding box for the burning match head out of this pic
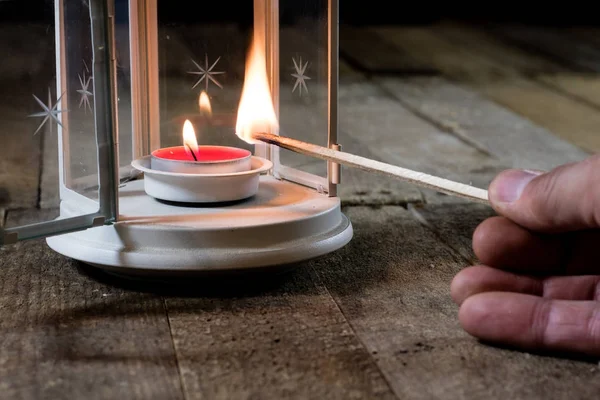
[235,36,279,144]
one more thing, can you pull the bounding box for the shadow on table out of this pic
[75,261,313,298]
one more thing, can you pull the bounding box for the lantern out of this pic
[1,0,352,275]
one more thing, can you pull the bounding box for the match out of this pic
[252,132,490,204]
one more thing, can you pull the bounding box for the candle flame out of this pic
[182,119,199,160]
[235,36,278,144]
[199,91,212,117]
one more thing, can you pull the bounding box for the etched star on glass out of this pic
[28,88,68,136]
[187,54,225,91]
[291,56,311,96]
[77,72,93,113]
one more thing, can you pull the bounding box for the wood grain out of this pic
[378,76,590,171]
[368,25,600,154]
[538,73,600,109]
[0,210,184,400]
[407,202,497,263]
[164,269,396,400]
[0,84,43,210]
[487,25,600,73]
[316,205,600,400]
[372,26,510,83]
[428,23,569,77]
[476,78,600,153]
[337,90,507,204]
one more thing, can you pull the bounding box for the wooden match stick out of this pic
[252,132,490,204]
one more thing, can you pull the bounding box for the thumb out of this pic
[488,155,600,233]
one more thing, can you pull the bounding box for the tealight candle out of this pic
[150,120,252,174]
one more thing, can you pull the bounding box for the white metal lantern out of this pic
[1,0,352,276]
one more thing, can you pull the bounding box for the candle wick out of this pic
[185,144,198,161]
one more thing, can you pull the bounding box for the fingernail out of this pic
[490,169,543,204]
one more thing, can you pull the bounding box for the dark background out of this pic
[0,0,597,25]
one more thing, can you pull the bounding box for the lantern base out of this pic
[46,177,353,276]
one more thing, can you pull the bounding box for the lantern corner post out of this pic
[327,0,340,197]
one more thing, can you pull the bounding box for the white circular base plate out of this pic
[46,177,353,276]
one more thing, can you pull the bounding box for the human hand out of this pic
[452,156,600,357]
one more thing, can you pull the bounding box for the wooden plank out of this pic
[316,205,600,399]
[0,24,51,83]
[337,87,508,204]
[425,24,600,152]
[475,78,600,154]
[407,202,496,263]
[372,26,511,83]
[0,87,42,210]
[412,23,600,155]
[372,25,600,155]
[0,23,56,209]
[487,25,600,72]
[340,25,437,74]
[164,269,396,400]
[373,24,572,83]
[535,28,600,105]
[0,210,184,400]
[429,23,569,76]
[537,73,600,109]
[378,76,590,171]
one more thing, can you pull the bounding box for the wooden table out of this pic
[2,22,600,399]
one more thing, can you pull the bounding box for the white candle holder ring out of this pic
[131,155,273,204]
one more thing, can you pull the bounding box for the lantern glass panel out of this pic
[149,0,331,187]
[1,0,118,243]
[62,0,133,185]
[62,0,101,199]
[114,1,135,179]
[156,1,254,153]
[277,0,329,179]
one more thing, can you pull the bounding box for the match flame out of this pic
[199,91,212,117]
[235,36,278,144]
[182,119,199,160]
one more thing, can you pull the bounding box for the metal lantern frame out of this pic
[2,0,119,245]
[126,0,341,194]
[1,0,349,275]
[1,0,341,245]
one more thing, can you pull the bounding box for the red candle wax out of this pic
[150,145,253,174]
[153,146,251,163]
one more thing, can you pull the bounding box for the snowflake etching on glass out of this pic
[291,56,310,96]
[77,71,93,113]
[28,88,68,136]
[188,54,225,91]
